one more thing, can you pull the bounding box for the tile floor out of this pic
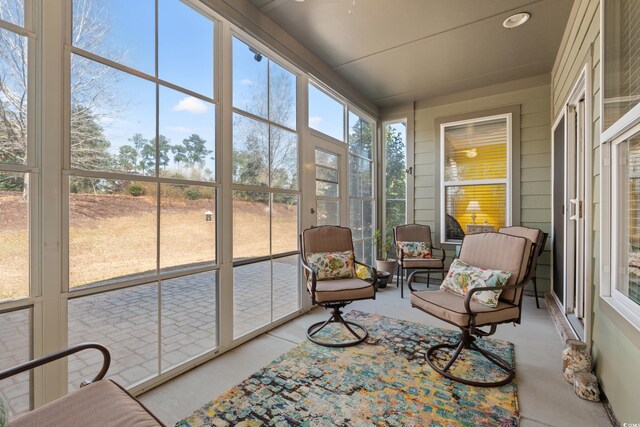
[139,283,613,427]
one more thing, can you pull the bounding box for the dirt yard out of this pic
[0,192,298,300]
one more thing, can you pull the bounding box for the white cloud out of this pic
[240,78,253,86]
[172,97,209,114]
[309,116,323,128]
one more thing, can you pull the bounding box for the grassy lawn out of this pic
[0,193,298,300]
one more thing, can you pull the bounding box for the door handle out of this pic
[310,208,316,214]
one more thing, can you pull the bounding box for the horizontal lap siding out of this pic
[413,85,552,292]
[552,0,640,421]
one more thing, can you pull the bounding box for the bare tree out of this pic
[0,0,124,196]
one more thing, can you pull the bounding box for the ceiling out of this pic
[248,0,574,108]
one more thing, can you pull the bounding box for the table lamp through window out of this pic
[466,200,481,225]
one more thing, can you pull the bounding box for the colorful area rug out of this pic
[177,311,519,426]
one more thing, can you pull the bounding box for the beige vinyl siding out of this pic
[412,83,551,293]
[552,0,640,421]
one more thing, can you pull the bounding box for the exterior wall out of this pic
[551,0,640,421]
[409,80,551,293]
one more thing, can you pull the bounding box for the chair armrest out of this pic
[355,260,378,288]
[300,256,318,299]
[463,282,527,315]
[407,270,422,292]
[0,343,110,388]
[432,246,446,262]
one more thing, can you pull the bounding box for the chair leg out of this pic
[532,276,540,309]
[307,305,368,348]
[426,330,515,387]
[427,271,430,288]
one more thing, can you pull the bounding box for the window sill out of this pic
[600,295,640,333]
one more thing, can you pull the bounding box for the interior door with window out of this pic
[312,136,347,227]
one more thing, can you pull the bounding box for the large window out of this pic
[348,111,375,265]
[383,121,408,241]
[66,0,218,389]
[0,0,34,417]
[603,0,640,133]
[440,115,510,242]
[602,0,640,328]
[308,83,345,141]
[232,36,300,338]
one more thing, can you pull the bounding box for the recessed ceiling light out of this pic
[503,12,530,29]
[294,0,305,2]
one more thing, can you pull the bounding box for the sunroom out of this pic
[0,0,638,425]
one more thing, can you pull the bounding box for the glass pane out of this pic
[348,112,373,159]
[159,86,215,181]
[160,184,215,273]
[71,55,156,175]
[618,137,640,306]
[349,155,372,197]
[232,113,268,186]
[158,0,214,97]
[0,0,24,27]
[0,173,29,301]
[269,61,296,130]
[315,150,338,169]
[68,284,158,388]
[385,200,406,241]
[350,199,363,239]
[316,165,338,183]
[161,271,217,371]
[443,118,507,182]
[272,255,299,320]
[232,37,267,118]
[0,28,28,165]
[353,240,364,264]
[317,200,339,226]
[316,181,338,197]
[363,238,374,266]
[308,84,344,141]
[362,199,374,239]
[72,0,155,75]
[272,194,297,254]
[69,177,157,288]
[0,308,30,418]
[604,0,640,131]
[270,127,297,189]
[385,122,407,199]
[234,260,270,338]
[444,184,506,241]
[233,191,269,260]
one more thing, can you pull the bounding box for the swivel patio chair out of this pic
[498,226,548,308]
[408,232,535,387]
[394,224,446,298]
[0,343,164,426]
[300,225,377,347]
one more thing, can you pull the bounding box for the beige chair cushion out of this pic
[498,226,544,280]
[307,278,375,303]
[398,258,444,269]
[411,290,519,328]
[302,226,354,255]
[395,224,432,245]
[458,232,532,304]
[10,380,162,427]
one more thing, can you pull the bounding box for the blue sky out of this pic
[71,0,348,175]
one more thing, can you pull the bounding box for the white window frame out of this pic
[381,118,414,239]
[599,0,640,331]
[347,107,376,265]
[439,113,513,244]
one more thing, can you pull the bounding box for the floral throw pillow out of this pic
[397,241,432,259]
[440,259,512,308]
[306,250,355,280]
